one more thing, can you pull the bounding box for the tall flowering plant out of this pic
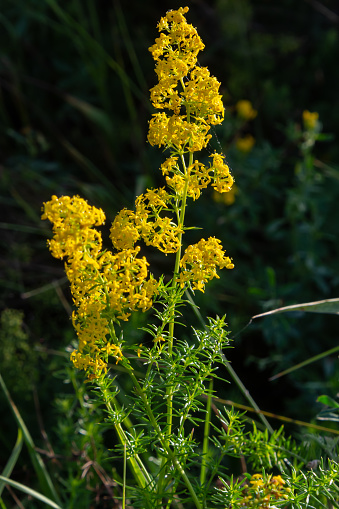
[42,8,339,509]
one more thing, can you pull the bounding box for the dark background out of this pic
[1,0,339,504]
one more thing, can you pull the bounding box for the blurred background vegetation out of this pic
[1,0,339,506]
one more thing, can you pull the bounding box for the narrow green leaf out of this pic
[0,429,23,496]
[317,411,339,423]
[214,397,339,435]
[317,395,339,408]
[0,222,48,235]
[0,476,63,509]
[269,345,339,381]
[64,94,115,141]
[0,374,62,505]
[252,297,339,319]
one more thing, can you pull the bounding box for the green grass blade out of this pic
[0,476,63,509]
[64,94,115,142]
[252,297,339,318]
[269,345,339,381]
[43,0,147,105]
[214,397,339,436]
[0,374,62,506]
[0,222,49,235]
[114,2,148,92]
[0,429,23,496]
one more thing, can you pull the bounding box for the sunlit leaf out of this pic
[317,395,339,408]
[253,298,339,319]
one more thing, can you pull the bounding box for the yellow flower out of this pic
[302,110,319,130]
[150,77,181,113]
[250,473,265,489]
[149,6,204,78]
[153,335,165,343]
[179,237,234,292]
[41,195,105,260]
[271,475,285,486]
[42,195,161,378]
[236,134,255,153]
[148,113,212,152]
[213,184,238,205]
[210,152,234,193]
[238,473,290,508]
[70,351,107,378]
[144,187,169,209]
[165,173,186,196]
[186,160,211,200]
[110,209,140,250]
[181,66,224,125]
[102,343,123,364]
[236,99,257,120]
[135,190,183,253]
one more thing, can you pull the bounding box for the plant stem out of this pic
[97,378,153,493]
[129,370,202,509]
[123,443,126,509]
[165,150,192,440]
[185,290,274,433]
[158,149,193,502]
[200,377,213,486]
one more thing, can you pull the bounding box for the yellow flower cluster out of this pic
[179,237,234,292]
[41,194,105,260]
[236,100,258,121]
[149,7,204,83]
[147,6,234,210]
[210,153,234,193]
[236,134,255,153]
[110,188,183,254]
[147,6,233,196]
[42,8,235,379]
[148,112,212,152]
[160,154,233,200]
[302,110,319,131]
[148,7,222,147]
[146,7,234,288]
[42,195,158,377]
[240,473,290,509]
[213,184,239,206]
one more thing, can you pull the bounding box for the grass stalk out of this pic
[0,429,23,497]
[0,374,62,506]
[200,377,213,486]
[0,476,62,509]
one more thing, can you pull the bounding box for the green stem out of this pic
[185,290,274,434]
[97,378,153,493]
[200,378,213,486]
[113,420,152,491]
[165,150,192,440]
[157,128,195,502]
[158,150,193,501]
[168,151,191,355]
[123,443,126,509]
[129,371,202,509]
